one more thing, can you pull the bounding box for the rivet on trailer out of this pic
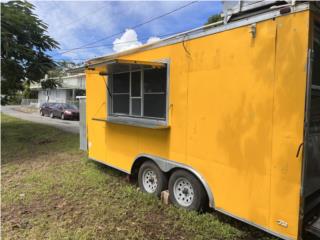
[78,1,320,239]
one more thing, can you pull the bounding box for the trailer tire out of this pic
[138,161,167,197]
[169,169,206,211]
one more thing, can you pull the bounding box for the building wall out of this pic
[30,74,86,106]
[86,10,310,239]
[38,89,68,104]
[30,74,86,90]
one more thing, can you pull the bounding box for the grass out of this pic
[1,114,278,240]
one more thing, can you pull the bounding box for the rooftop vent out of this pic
[222,0,296,23]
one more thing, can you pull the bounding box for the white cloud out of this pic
[29,1,221,61]
[112,30,161,53]
[32,1,194,57]
[113,29,142,52]
[146,37,161,44]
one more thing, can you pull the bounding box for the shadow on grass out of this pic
[87,158,279,240]
[1,117,80,165]
[90,160,128,178]
[212,211,279,240]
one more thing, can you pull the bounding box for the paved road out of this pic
[1,105,79,134]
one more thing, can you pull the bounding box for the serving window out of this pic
[108,63,168,124]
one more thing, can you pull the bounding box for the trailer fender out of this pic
[132,153,215,208]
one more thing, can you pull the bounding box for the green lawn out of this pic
[1,114,277,240]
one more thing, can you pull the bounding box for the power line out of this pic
[53,1,198,56]
[29,1,210,65]
[53,59,87,61]
[56,30,183,52]
[37,24,203,64]
[35,32,177,64]
[37,31,173,62]
[29,17,223,65]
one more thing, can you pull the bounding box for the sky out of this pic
[31,1,222,64]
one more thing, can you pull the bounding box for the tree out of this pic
[1,0,59,97]
[205,13,223,25]
[40,60,81,89]
[47,60,78,78]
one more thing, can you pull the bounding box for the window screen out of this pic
[110,66,167,119]
[113,95,129,114]
[113,73,129,93]
[132,98,141,116]
[144,94,166,118]
[131,71,141,96]
[144,69,166,93]
[143,68,166,118]
[112,73,130,114]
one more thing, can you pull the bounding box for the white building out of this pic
[30,73,86,106]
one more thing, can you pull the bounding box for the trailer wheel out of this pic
[169,170,206,211]
[138,161,167,197]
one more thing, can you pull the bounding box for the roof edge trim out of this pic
[86,2,309,66]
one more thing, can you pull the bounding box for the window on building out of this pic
[110,67,167,119]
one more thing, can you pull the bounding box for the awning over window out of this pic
[87,59,166,75]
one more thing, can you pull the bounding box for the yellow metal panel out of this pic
[269,11,310,238]
[86,69,107,161]
[185,19,276,228]
[104,124,140,171]
[86,10,310,240]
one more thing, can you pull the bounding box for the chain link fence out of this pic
[21,99,80,108]
[21,99,40,107]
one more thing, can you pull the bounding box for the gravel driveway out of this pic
[1,105,79,134]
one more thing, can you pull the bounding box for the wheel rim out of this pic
[173,177,194,207]
[142,169,158,193]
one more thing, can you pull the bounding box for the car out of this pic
[50,103,79,120]
[39,102,56,117]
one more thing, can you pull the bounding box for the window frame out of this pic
[107,60,170,129]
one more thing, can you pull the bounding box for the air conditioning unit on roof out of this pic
[222,0,297,23]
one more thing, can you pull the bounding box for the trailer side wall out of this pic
[86,10,310,239]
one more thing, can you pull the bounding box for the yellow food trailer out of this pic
[83,1,320,239]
